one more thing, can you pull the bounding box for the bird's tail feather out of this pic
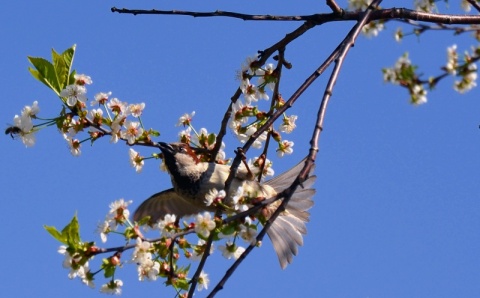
[264,159,315,269]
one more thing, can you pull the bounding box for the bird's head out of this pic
[159,142,201,175]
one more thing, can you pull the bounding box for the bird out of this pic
[133,142,316,269]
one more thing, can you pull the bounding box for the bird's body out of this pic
[134,142,315,268]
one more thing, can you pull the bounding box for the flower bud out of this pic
[271,130,281,142]
[110,254,121,266]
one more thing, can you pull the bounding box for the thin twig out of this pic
[400,19,480,35]
[111,7,480,25]
[257,49,286,181]
[305,0,383,168]
[326,0,343,15]
[211,88,242,161]
[111,7,315,21]
[187,209,222,298]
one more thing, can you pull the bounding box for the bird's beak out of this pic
[158,142,175,156]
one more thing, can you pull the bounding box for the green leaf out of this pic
[28,57,61,95]
[136,215,151,226]
[68,69,77,86]
[52,50,68,91]
[176,279,190,291]
[27,44,77,96]
[103,261,116,278]
[149,129,160,137]
[60,215,81,247]
[61,45,76,85]
[220,224,236,236]
[44,225,67,244]
[207,133,216,145]
[52,45,76,90]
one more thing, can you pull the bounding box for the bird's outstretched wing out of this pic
[133,188,205,224]
[263,158,316,269]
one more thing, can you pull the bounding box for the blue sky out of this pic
[2,1,480,297]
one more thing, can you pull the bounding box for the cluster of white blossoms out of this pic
[97,199,133,243]
[454,63,478,93]
[58,245,94,288]
[60,74,92,106]
[383,45,479,104]
[447,45,479,94]
[204,186,259,242]
[442,44,479,94]
[350,1,475,40]
[229,54,297,158]
[57,74,147,156]
[361,21,385,38]
[445,45,459,75]
[156,214,178,238]
[95,199,216,292]
[248,156,275,179]
[383,54,428,105]
[176,111,227,163]
[205,185,250,212]
[347,0,385,37]
[9,101,40,147]
[132,238,160,282]
[415,0,474,13]
[10,73,150,155]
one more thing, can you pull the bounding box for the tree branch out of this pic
[111,6,480,25]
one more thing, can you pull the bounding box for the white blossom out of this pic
[74,74,92,85]
[60,84,87,107]
[121,120,143,145]
[204,188,226,206]
[12,114,36,147]
[128,103,145,117]
[129,148,144,173]
[176,111,195,127]
[279,115,297,134]
[137,259,160,281]
[277,140,294,157]
[132,237,152,264]
[241,53,260,73]
[190,239,215,261]
[91,91,112,106]
[240,222,258,245]
[107,98,127,115]
[195,212,216,238]
[107,198,132,224]
[156,214,177,237]
[218,241,245,260]
[197,271,210,291]
[21,101,40,119]
[100,279,123,295]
